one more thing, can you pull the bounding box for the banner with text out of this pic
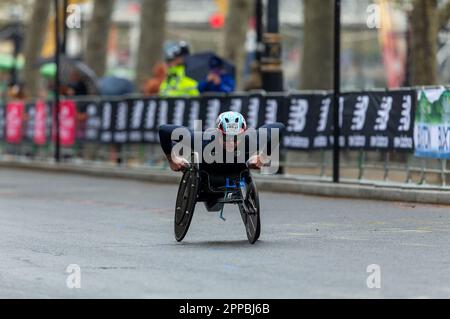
[0,91,416,152]
[414,88,450,159]
[340,90,415,151]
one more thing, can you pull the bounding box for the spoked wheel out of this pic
[174,167,199,242]
[239,176,261,244]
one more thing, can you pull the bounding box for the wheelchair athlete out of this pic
[158,112,285,174]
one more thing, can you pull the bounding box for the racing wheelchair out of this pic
[174,153,261,244]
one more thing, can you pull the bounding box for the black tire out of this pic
[174,168,199,242]
[239,178,261,244]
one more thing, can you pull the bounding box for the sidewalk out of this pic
[0,159,449,206]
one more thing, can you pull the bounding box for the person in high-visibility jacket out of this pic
[159,42,199,97]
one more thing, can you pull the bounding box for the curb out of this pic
[0,160,449,206]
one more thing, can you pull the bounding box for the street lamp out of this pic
[261,0,283,92]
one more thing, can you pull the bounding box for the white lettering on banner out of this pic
[374,96,392,131]
[26,106,36,139]
[115,101,128,142]
[287,99,308,133]
[394,137,413,149]
[129,100,143,142]
[313,136,328,148]
[265,99,278,124]
[398,95,412,132]
[416,125,431,150]
[339,97,345,128]
[317,98,331,132]
[158,100,168,127]
[60,103,75,142]
[439,126,450,151]
[144,100,157,129]
[144,132,157,142]
[247,97,260,128]
[188,100,200,130]
[370,136,389,148]
[351,96,369,131]
[205,99,221,129]
[129,131,142,142]
[173,100,185,126]
[115,102,128,131]
[229,98,242,113]
[114,132,127,143]
[101,103,113,141]
[101,102,112,130]
[329,135,346,147]
[86,104,100,140]
[131,100,144,129]
[283,135,309,149]
[348,135,366,147]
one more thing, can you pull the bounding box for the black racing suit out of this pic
[158,123,285,209]
[159,123,284,168]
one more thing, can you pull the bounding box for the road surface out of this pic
[1,168,450,298]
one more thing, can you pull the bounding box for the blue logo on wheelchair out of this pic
[217,178,247,221]
[225,178,246,189]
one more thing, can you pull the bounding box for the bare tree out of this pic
[22,0,52,96]
[222,0,254,90]
[85,0,115,77]
[135,0,167,87]
[411,0,450,85]
[300,0,334,90]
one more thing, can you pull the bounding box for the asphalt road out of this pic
[1,168,450,298]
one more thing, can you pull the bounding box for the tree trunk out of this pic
[22,0,52,97]
[300,0,334,90]
[411,0,438,86]
[222,0,253,90]
[135,0,167,88]
[85,0,115,77]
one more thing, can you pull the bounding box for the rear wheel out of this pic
[239,177,261,244]
[174,168,199,242]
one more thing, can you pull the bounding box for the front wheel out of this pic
[174,168,199,242]
[239,177,261,244]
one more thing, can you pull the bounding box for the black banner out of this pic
[340,90,415,151]
[77,100,101,142]
[0,91,416,152]
[283,94,333,150]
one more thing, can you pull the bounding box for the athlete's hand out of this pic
[247,155,267,170]
[168,155,190,172]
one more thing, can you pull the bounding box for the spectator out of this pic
[198,56,235,94]
[65,70,88,96]
[159,41,199,97]
[141,62,167,96]
[7,83,27,101]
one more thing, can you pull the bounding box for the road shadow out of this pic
[176,239,267,248]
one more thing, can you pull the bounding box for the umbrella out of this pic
[98,76,135,96]
[38,55,99,95]
[0,53,24,71]
[184,52,235,83]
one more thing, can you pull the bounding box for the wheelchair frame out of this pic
[174,155,261,244]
